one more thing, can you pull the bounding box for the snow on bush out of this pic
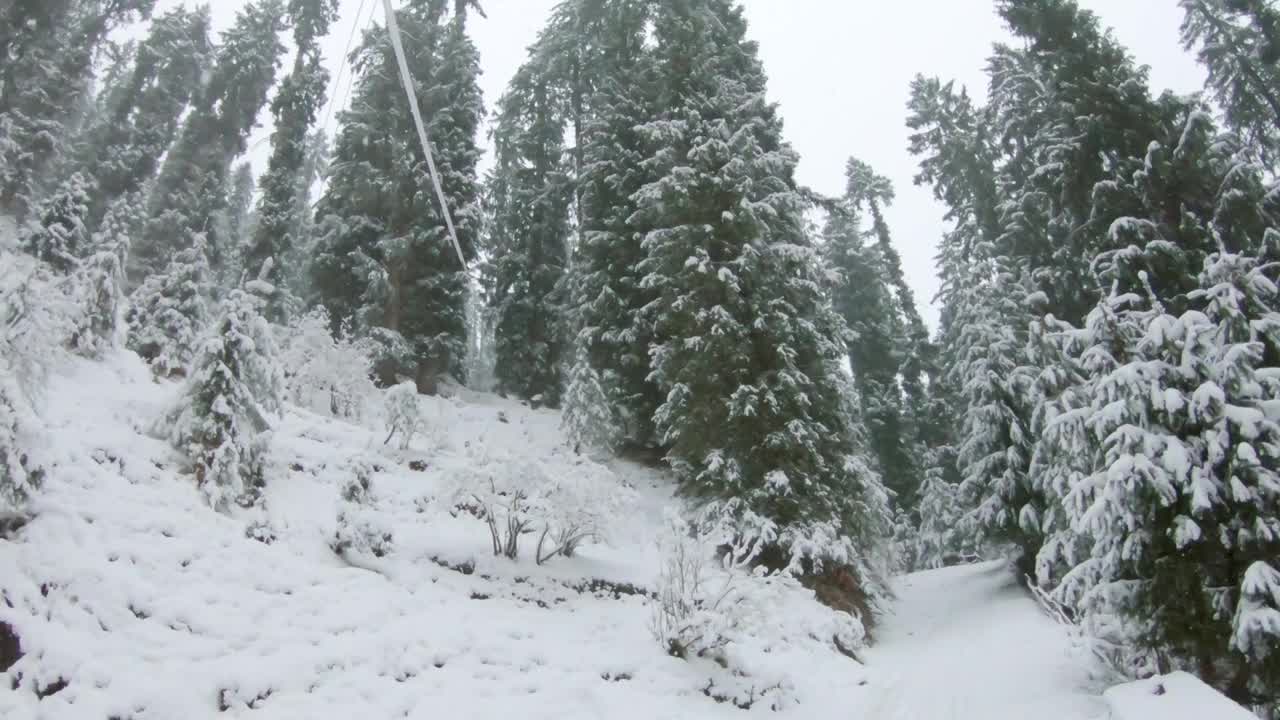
[382,382,423,450]
[649,512,868,710]
[450,444,632,563]
[66,236,128,359]
[0,253,77,514]
[330,456,393,560]
[280,307,376,419]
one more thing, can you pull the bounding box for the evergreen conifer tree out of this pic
[825,159,922,509]
[19,172,92,273]
[0,0,157,219]
[166,277,284,511]
[74,5,214,234]
[219,163,258,290]
[1181,0,1280,167]
[636,0,890,572]
[560,0,662,447]
[246,0,340,322]
[488,65,573,406]
[312,0,482,392]
[126,240,212,377]
[133,0,286,283]
[950,252,1041,568]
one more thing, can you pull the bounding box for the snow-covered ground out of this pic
[861,562,1107,719]
[0,347,1192,719]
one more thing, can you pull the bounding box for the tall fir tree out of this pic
[133,0,286,284]
[557,0,663,446]
[220,162,258,288]
[73,5,214,234]
[166,278,284,511]
[0,0,158,219]
[950,252,1042,570]
[989,0,1161,326]
[635,0,890,574]
[245,0,340,322]
[1181,0,1280,168]
[826,158,929,510]
[487,65,572,406]
[312,0,482,392]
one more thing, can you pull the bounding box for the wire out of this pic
[321,0,372,138]
[381,0,468,272]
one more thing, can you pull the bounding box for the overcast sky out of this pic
[156,0,1207,328]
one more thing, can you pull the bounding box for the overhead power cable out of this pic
[381,0,468,271]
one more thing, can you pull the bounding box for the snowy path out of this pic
[860,562,1107,720]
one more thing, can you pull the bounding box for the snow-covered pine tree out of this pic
[1047,104,1280,707]
[245,0,340,323]
[218,163,257,291]
[281,129,330,310]
[1181,0,1280,169]
[19,172,92,273]
[312,0,482,393]
[126,239,212,377]
[1023,308,1099,588]
[906,71,1046,565]
[73,5,214,234]
[560,335,622,454]
[0,288,47,516]
[0,0,157,220]
[165,274,284,511]
[67,222,131,359]
[950,251,1041,570]
[990,0,1162,326]
[0,369,40,519]
[844,158,936,467]
[561,0,663,448]
[488,64,573,407]
[911,446,972,570]
[0,245,82,518]
[636,0,890,576]
[824,160,919,510]
[133,0,286,284]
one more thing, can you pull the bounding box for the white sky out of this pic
[155,0,1206,328]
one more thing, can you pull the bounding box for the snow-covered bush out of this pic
[0,255,76,514]
[365,327,416,388]
[331,458,393,559]
[649,512,867,710]
[67,237,128,358]
[127,238,211,377]
[164,284,284,511]
[534,458,631,564]
[382,382,423,450]
[280,308,376,419]
[0,371,42,516]
[451,446,631,562]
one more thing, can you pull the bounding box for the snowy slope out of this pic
[859,562,1107,720]
[0,343,1138,719]
[0,351,873,719]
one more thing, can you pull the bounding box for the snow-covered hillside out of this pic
[0,351,868,719]
[2,347,1263,719]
